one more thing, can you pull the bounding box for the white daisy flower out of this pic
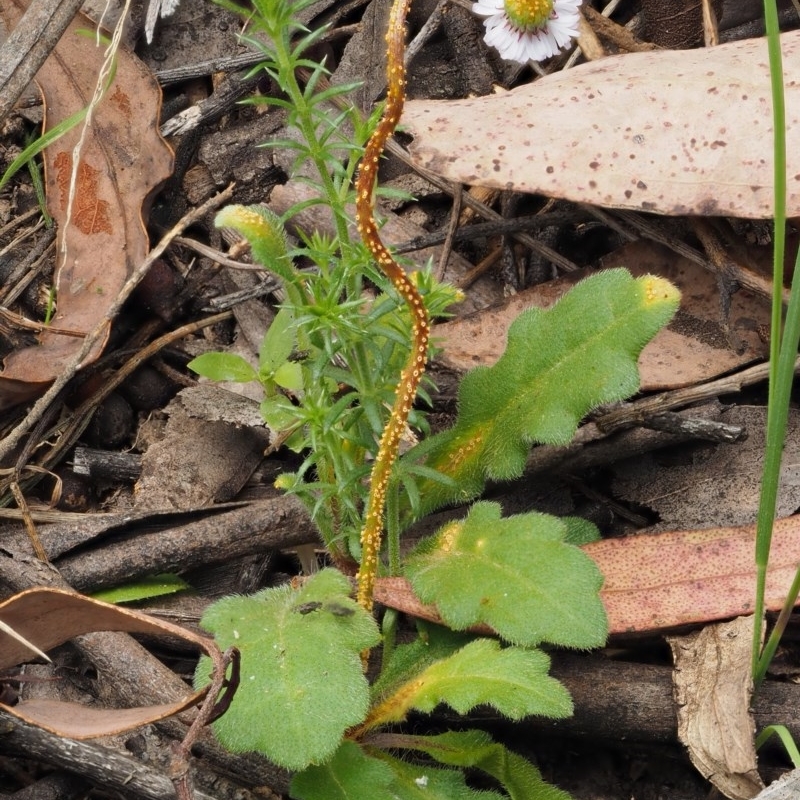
[472,0,582,63]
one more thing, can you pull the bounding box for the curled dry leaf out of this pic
[402,31,800,219]
[0,587,226,738]
[0,2,173,409]
[375,514,800,635]
[668,617,763,800]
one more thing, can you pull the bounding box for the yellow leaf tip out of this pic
[641,275,681,307]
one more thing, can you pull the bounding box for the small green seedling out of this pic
[191,0,681,797]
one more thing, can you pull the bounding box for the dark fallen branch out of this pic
[0,710,220,800]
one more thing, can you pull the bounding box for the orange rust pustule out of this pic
[354,0,429,612]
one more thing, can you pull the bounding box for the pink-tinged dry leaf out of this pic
[402,31,800,219]
[668,617,763,800]
[0,588,226,738]
[375,515,800,635]
[434,243,770,391]
[0,3,173,409]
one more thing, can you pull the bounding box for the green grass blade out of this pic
[0,108,87,192]
[756,725,800,768]
[752,2,800,684]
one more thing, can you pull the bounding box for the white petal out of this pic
[472,0,504,16]
[548,17,580,48]
[529,30,557,60]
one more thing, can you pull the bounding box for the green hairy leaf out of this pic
[195,569,380,769]
[291,741,504,800]
[373,636,573,723]
[214,204,294,284]
[370,623,475,705]
[405,502,607,648]
[401,730,571,800]
[290,742,396,800]
[273,360,304,392]
[404,268,680,518]
[375,751,505,800]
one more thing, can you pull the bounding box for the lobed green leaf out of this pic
[405,502,607,648]
[371,634,572,725]
[291,741,504,800]
[401,730,572,800]
[403,269,680,519]
[290,742,395,800]
[195,569,380,769]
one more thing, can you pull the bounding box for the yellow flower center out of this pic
[504,0,554,30]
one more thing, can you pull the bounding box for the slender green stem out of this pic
[758,567,800,679]
[272,32,352,247]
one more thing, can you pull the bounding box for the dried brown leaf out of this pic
[434,242,770,391]
[614,406,800,530]
[668,617,763,799]
[0,3,173,408]
[402,32,800,218]
[0,587,224,738]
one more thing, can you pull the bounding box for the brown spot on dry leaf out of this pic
[402,31,800,218]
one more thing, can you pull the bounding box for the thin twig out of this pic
[0,0,85,124]
[595,358,800,434]
[174,235,266,270]
[405,0,448,65]
[436,182,462,281]
[0,184,236,463]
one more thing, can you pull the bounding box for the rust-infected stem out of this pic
[354,0,429,612]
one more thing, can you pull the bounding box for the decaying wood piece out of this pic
[434,651,800,751]
[754,770,800,800]
[0,709,233,800]
[0,497,315,594]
